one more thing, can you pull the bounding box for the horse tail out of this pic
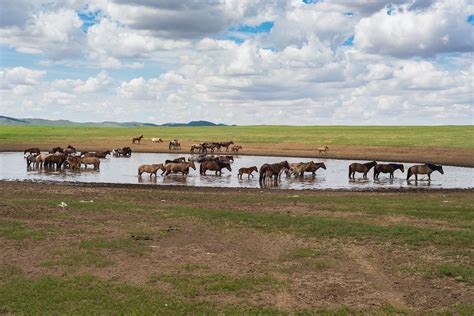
[348,165,352,178]
[407,167,412,180]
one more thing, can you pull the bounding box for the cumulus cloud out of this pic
[354,0,474,57]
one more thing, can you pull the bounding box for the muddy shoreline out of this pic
[2,179,472,193]
[1,142,473,167]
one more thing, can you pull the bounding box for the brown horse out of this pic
[67,156,81,170]
[238,166,258,179]
[230,145,242,153]
[113,147,132,157]
[407,164,444,181]
[169,140,181,150]
[374,163,404,179]
[348,161,377,179]
[164,161,195,175]
[190,144,204,153]
[219,141,234,152]
[200,160,232,176]
[44,153,67,168]
[81,156,100,169]
[49,146,64,154]
[132,135,144,144]
[24,147,40,155]
[217,155,234,163]
[306,162,326,175]
[84,150,111,158]
[318,146,329,154]
[64,145,76,155]
[138,164,165,177]
[165,157,186,165]
[259,161,290,183]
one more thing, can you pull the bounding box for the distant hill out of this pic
[0,115,229,127]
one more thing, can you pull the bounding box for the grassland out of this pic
[1,125,473,147]
[1,182,472,314]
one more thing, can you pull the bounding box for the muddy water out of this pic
[1,152,472,190]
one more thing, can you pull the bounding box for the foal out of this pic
[238,166,258,179]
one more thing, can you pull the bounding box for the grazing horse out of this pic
[238,166,258,179]
[407,164,444,181]
[219,141,234,152]
[24,147,40,155]
[348,161,377,179]
[26,154,39,168]
[259,161,290,183]
[200,160,232,176]
[164,161,196,175]
[151,138,163,143]
[169,140,181,150]
[132,135,144,144]
[374,163,404,180]
[318,146,329,154]
[80,156,100,169]
[138,164,165,177]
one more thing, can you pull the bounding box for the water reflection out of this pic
[0,152,472,190]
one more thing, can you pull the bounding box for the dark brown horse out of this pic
[165,157,186,165]
[132,135,144,144]
[407,164,444,181]
[348,161,377,179]
[200,160,232,175]
[374,163,404,179]
[44,153,67,168]
[113,147,132,157]
[49,146,64,154]
[84,150,111,158]
[259,161,290,183]
[64,145,76,155]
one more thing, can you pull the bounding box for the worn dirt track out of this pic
[1,141,473,167]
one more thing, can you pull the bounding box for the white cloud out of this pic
[354,0,474,57]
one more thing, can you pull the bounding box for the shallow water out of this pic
[1,152,472,190]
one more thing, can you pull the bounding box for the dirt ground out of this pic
[1,140,473,167]
[1,182,472,313]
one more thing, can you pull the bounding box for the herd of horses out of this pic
[23,141,445,184]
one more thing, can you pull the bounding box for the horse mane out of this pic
[364,161,377,166]
[425,163,441,171]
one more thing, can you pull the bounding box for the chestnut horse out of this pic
[132,135,144,144]
[80,156,100,169]
[407,164,444,181]
[200,160,232,176]
[238,166,258,179]
[374,163,404,180]
[44,153,67,169]
[259,161,290,183]
[348,161,377,179]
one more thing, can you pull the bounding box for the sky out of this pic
[0,0,473,125]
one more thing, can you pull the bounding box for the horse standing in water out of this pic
[373,163,404,179]
[259,161,290,183]
[348,161,377,179]
[407,164,444,181]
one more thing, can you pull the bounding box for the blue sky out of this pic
[0,0,472,125]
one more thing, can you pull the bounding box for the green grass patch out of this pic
[149,273,279,298]
[181,263,210,272]
[436,264,474,284]
[1,125,472,147]
[168,206,474,252]
[0,219,45,240]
